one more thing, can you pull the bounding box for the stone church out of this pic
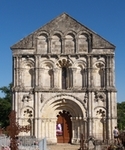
[11,13,117,144]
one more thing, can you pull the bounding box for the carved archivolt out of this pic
[43,93,87,110]
[94,91,106,102]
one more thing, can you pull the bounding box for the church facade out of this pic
[11,13,117,144]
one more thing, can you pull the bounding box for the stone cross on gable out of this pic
[6,110,31,150]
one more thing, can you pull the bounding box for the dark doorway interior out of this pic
[56,110,72,143]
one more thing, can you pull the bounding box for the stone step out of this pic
[47,144,80,150]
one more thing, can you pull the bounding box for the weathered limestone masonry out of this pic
[10,13,117,144]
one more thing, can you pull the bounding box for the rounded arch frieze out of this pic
[50,30,63,38]
[36,30,49,37]
[21,59,35,68]
[77,30,91,38]
[73,59,87,69]
[64,30,77,38]
[40,60,55,68]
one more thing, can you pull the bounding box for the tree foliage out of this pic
[0,83,12,103]
[117,102,125,130]
[0,83,12,128]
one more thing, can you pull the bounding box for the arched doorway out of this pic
[56,110,72,143]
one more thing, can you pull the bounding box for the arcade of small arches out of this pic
[37,30,91,54]
[20,58,106,89]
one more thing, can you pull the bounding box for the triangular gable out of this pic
[11,13,115,49]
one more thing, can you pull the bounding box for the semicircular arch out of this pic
[50,30,63,37]
[40,94,86,119]
[36,30,49,37]
[93,60,105,68]
[21,59,35,68]
[40,60,55,68]
[73,60,87,69]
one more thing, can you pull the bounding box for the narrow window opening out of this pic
[62,67,67,89]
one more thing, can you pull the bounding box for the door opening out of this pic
[56,110,72,143]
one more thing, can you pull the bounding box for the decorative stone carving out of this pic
[22,93,32,102]
[96,109,105,118]
[94,91,106,102]
[23,109,33,118]
[62,98,66,103]
[56,59,72,68]
[96,63,104,68]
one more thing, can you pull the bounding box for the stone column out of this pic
[107,92,111,139]
[84,120,88,139]
[62,37,65,54]
[41,120,45,138]
[13,56,17,86]
[102,68,105,87]
[87,56,91,87]
[34,56,37,86]
[103,119,106,141]
[37,93,40,138]
[71,118,75,143]
[90,56,93,87]
[53,68,59,89]
[88,92,92,136]
[77,119,80,141]
[14,56,21,87]
[48,37,52,53]
[88,36,92,53]
[85,68,88,87]
[110,55,114,87]
[80,119,83,134]
[110,92,117,137]
[75,37,78,53]
[34,92,38,137]
[91,92,94,136]
[35,55,40,86]
[68,68,73,88]
[45,119,48,138]
[109,55,111,87]
[39,68,45,88]
[106,56,110,87]
[72,68,77,88]
[112,55,115,87]
[18,56,22,87]
[52,118,57,142]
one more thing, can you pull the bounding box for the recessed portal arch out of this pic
[40,94,87,143]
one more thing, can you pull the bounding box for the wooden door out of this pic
[56,111,72,143]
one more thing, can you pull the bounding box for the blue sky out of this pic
[0,0,125,102]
